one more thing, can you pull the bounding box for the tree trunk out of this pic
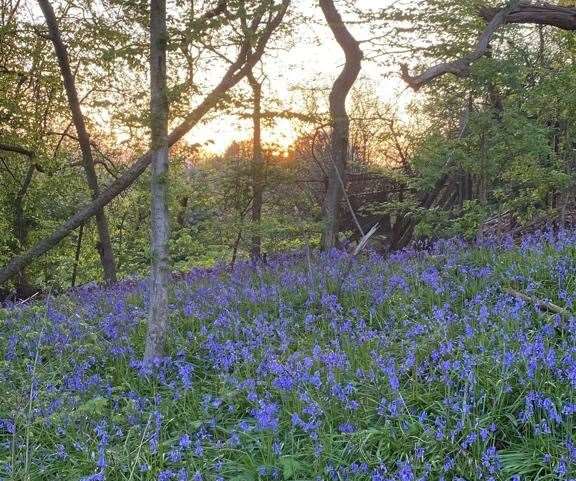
[37,0,117,283]
[230,228,243,269]
[176,196,188,227]
[70,223,84,287]
[13,164,36,298]
[248,70,264,262]
[319,0,363,250]
[144,0,169,361]
[478,131,487,205]
[0,0,289,286]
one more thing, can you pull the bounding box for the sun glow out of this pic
[185,116,300,155]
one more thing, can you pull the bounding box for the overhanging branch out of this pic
[401,1,576,91]
[480,2,576,30]
[0,143,35,158]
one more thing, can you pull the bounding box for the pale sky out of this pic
[185,1,414,153]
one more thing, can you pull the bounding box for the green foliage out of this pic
[416,200,487,240]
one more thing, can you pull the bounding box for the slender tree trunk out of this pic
[248,71,264,262]
[560,190,568,227]
[70,223,84,287]
[14,164,36,297]
[144,0,169,360]
[37,0,117,283]
[319,0,362,250]
[176,196,188,227]
[478,129,488,205]
[230,229,243,269]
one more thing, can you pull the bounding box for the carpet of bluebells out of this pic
[2,230,576,481]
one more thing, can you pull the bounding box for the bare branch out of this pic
[201,0,227,20]
[480,2,576,30]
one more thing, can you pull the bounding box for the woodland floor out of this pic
[1,230,576,480]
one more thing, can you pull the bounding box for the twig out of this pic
[17,291,39,305]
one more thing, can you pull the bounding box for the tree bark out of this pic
[144,0,170,360]
[145,0,170,359]
[480,2,576,30]
[248,70,264,262]
[37,0,117,283]
[70,223,84,287]
[319,0,363,250]
[13,164,36,297]
[230,228,243,269]
[0,0,289,286]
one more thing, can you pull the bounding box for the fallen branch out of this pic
[335,222,380,298]
[504,287,572,317]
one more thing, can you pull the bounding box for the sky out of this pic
[184,1,414,154]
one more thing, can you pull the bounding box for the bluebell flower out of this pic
[443,456,454,472]
[177,362,194,390]
[158,470,174,481]
[338,422,356,433]
[81,472,104,481]
[0,419,15,434]
[193,441,204,457]
[397,461,414,481]
[251,401,279,431]
[481,447,501,475]
[555,458,568,477]
[168,449,182,463]
[178,434,191,449]
[272,440,282,456]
